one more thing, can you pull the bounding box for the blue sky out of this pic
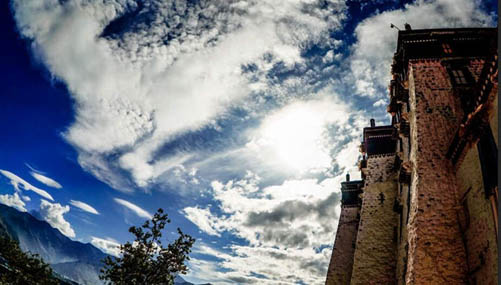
[0,0,496,283]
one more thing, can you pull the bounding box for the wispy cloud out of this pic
[30,171,62,189]
[0,192,27,212]
[113,198,152,219]
[39,199,75,238]
[69,200,99,215]
[91,236,121,257]
[0,169,54,201]
[183,207,222,237]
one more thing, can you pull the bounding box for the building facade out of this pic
[326,27,498,284]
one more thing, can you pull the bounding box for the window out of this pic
[445,63,475,114]
[451,69,468,84]
[446,65,472,87]
[442,43,453,54]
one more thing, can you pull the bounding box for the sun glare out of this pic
[248,99,341,174]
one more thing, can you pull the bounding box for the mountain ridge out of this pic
[0,204,206,285]
[0,204,106,284]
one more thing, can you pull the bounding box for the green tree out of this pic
[100,208,195,285]
[0,235,59,285]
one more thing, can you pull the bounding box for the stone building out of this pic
[326,27,498,284]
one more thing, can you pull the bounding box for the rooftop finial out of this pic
[404,23,412,31]
[346,173,350,182]
[370,118,375,127]
[390,23,401,31]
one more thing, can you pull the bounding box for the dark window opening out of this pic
[451,69,468,84]
[477,127,498,198]
[442,43,453,54]
[446,64,476,118]
[446,64,473,87]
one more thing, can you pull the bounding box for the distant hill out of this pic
[0,204,106,284]
[0,204,209,285]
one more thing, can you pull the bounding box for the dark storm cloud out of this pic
[245,191,341,227]
[244,191,341,248]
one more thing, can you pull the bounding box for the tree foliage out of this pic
[100,208,195,285]
[0,235,59,285]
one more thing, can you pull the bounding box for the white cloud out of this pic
[182,173,345,283]
[183,207,223,237]
[373,99,387,107]
[0,169,54,201]
[11,0,348,190]
[113,198,152,219]
[0,192,27,212]
[69,200,99,215]
[349,0,496,98]
[39,199,75,238]
[30,171,62,189]
[190,244,333,284]
[91,236,121,257]
[335,140,362,179]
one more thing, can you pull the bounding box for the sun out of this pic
[248,99,341,174]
